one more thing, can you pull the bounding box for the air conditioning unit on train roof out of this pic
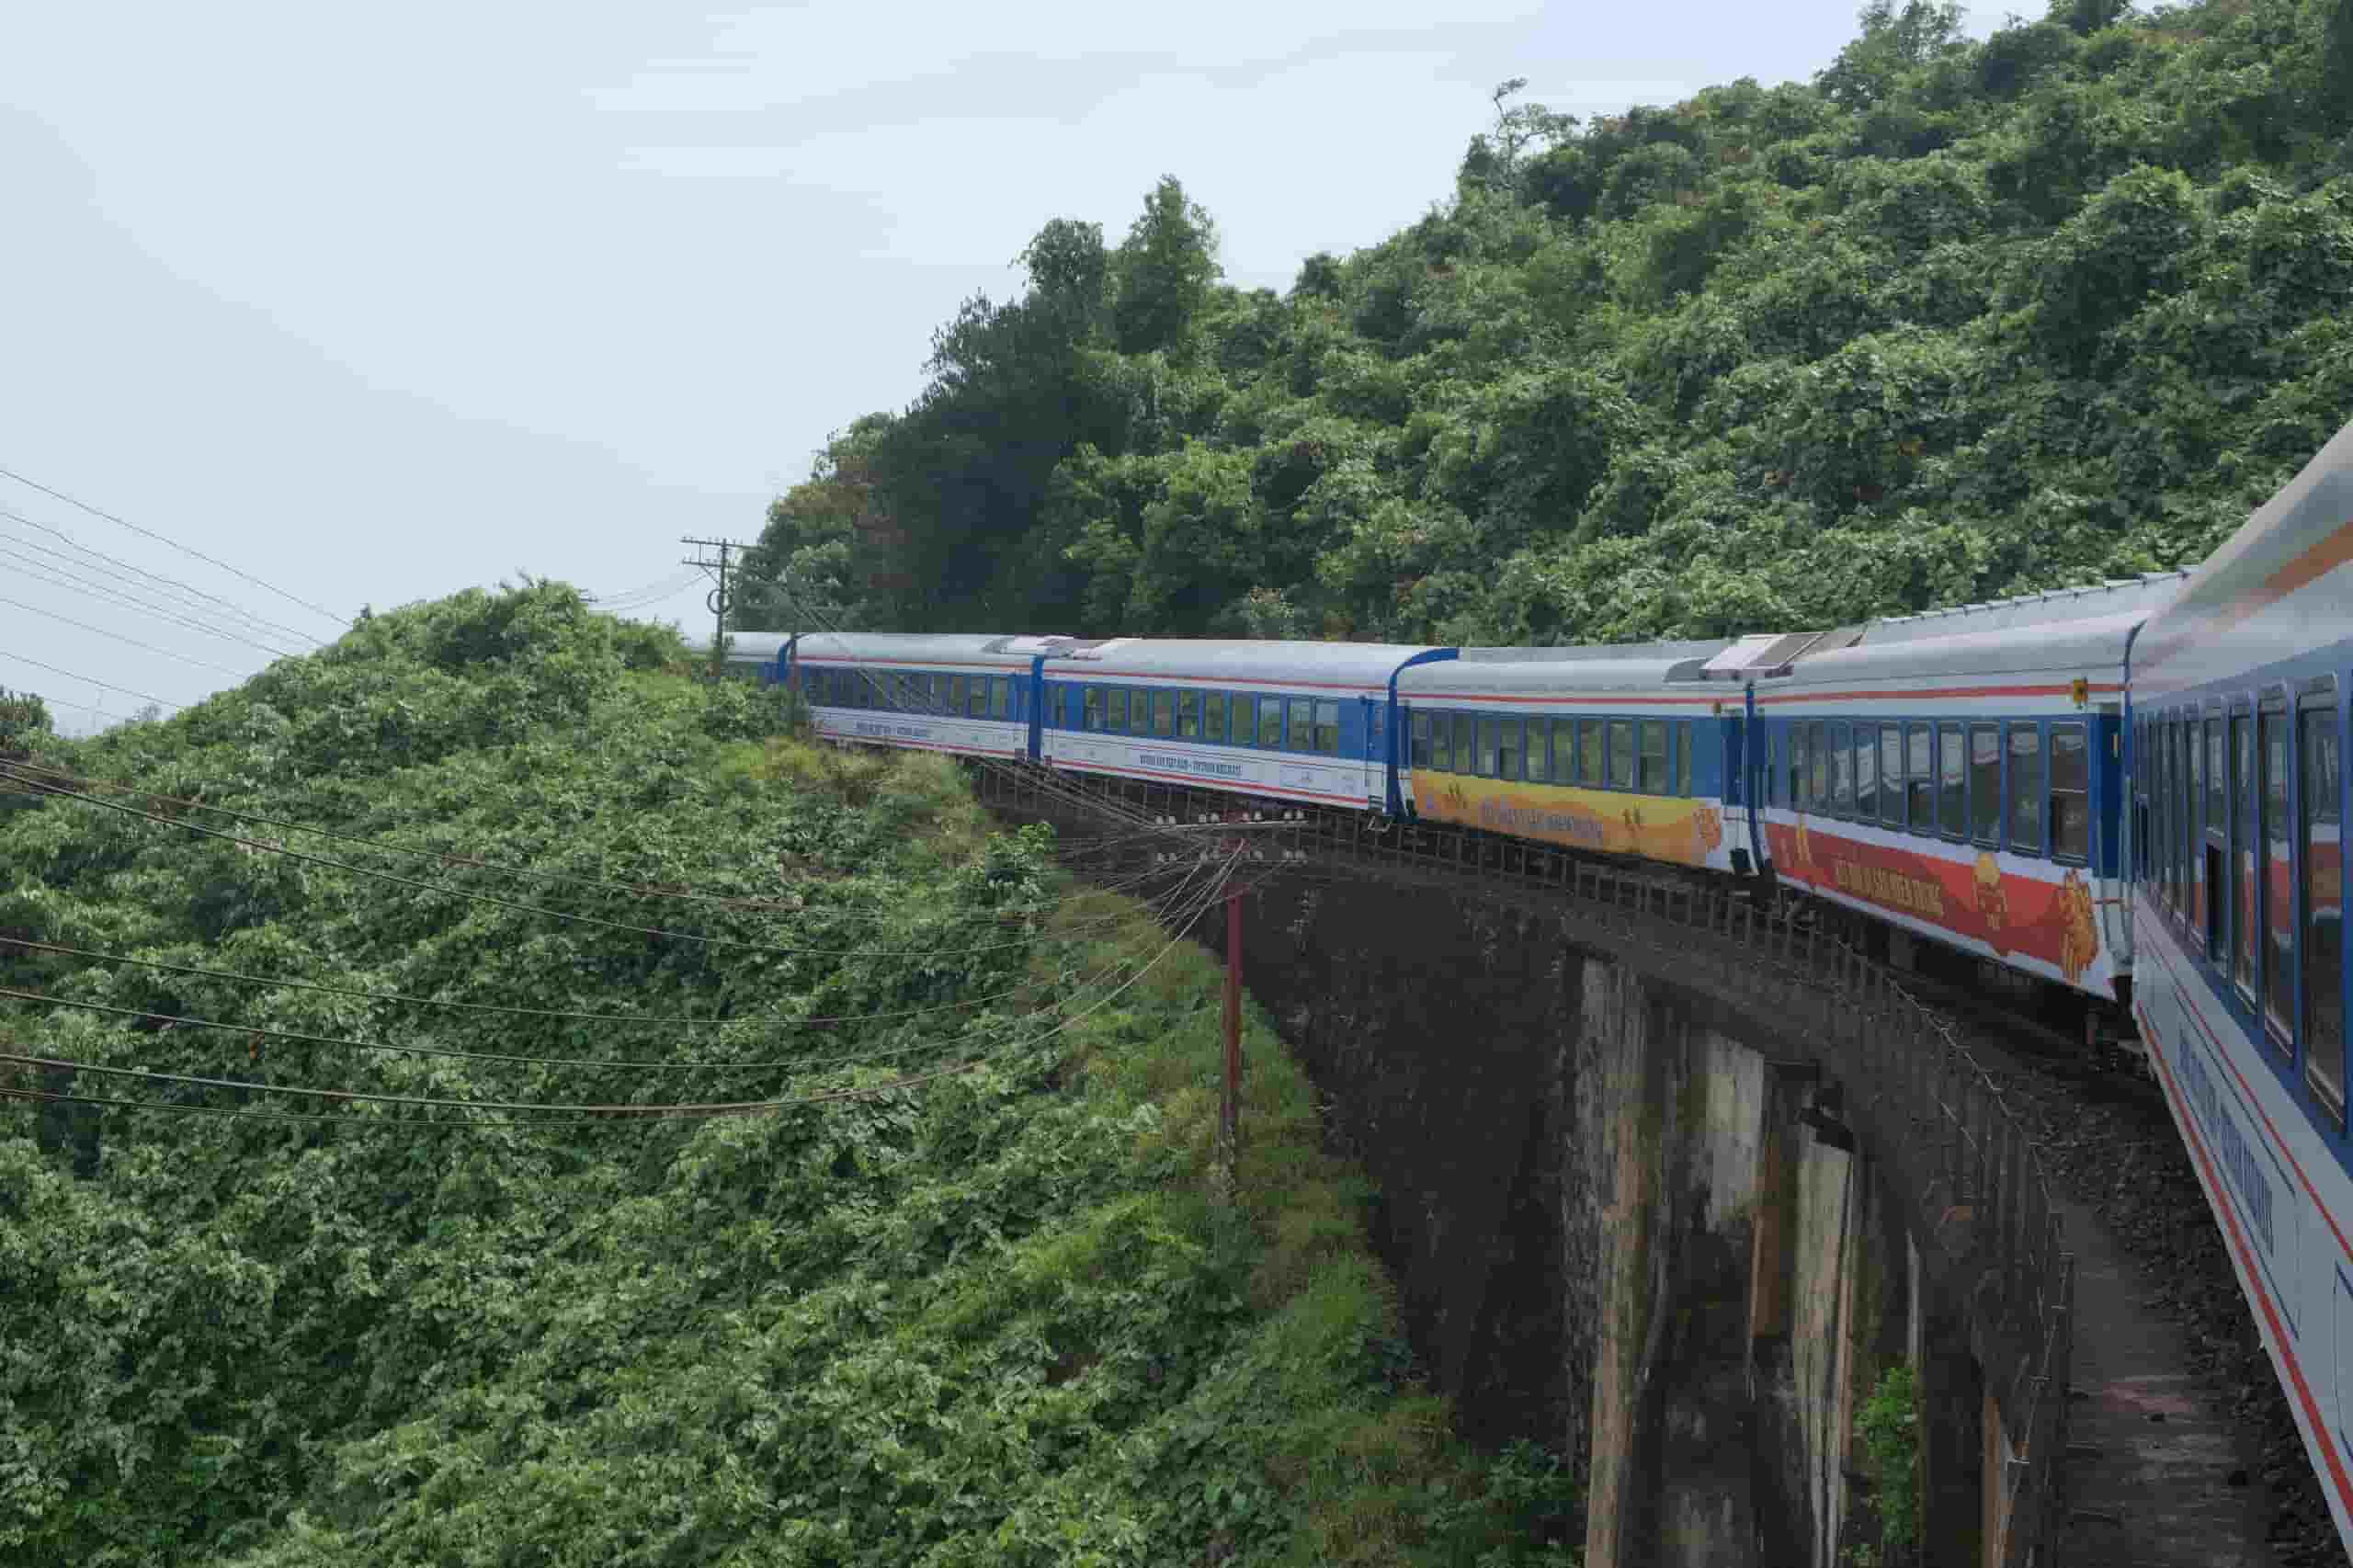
[1695,629,1846,681]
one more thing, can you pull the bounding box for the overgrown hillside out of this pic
[0,585,1576,1567]
[746,0,2353,644]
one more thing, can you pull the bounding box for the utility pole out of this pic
[1223,877,1244,1177]
[680,536,751,676]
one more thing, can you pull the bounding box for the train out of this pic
[688,415,2353,1549]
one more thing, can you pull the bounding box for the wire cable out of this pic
[0,507,318,651]
[3,754,1240,921]
[0,464,347,628]
[0,936,1101,1036]
[0,651,184,712]
[0,539,304,661]
[0,849,1235,1123]
[0,595,258,680]
[0,544,291,654]
[0,758,1246,957]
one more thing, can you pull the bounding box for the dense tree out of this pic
[756,0,2353,646]
[1110,176,1222,358]
[0,585,1581,1565]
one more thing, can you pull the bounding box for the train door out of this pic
[1025,658,1048,763]
[1359,697,1381,807]
[2097,709,2131,981]
[1391,699,1416,818]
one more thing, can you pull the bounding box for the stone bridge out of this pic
[972,767,2075,1568]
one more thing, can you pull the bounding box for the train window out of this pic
[2183,720,2202,950]
[1969,723,2002,845]
[1280,698,1306,753]
[1200,693,1223,744]
[2234,713,2256,998]
[1147,690,1172,738]
[2302,695,2345,1114]
[1907,724,1934,831]
[1083,687,1104,732]
[1499,718,1526,779]
[1527,720,1552,783]
[1678,722,1694,797]
[1176,691,1200,738]
[1808,722,1829,809]
[1549,718,1574,784]
[2180,719,2197,908]
[1246,696,1275,748]
[1451,713,1475,775]
[1830,722,1854,815]
[956,675,975,714]
[2007,724,2046,855]
[1878,725,1904,826]
[2205,718,2226,834]
[2050,722,2089,862]
[1227,694,1252,746]
[991,678,1010,720]
[2204,718,2227,953]
[1639,721,1668,792]
[1314,700,1341,756]
[972,678,991,719]
[2265,703,2295,1045]
[1578,719,1605,786]
[1855,724,1877,819]
[2186,719,2203,923]
[1411,711,1432,767]
[1427,710,1451,770]
[2159,720,2174,903]
[2169,719,2185,909]
[1133,690,1155,734]
[1780,726,1797,807]
[1476,717,1503,778]
[1609,719,1637,790]
[1104,688,1126,732]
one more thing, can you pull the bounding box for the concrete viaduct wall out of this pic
[972,772,2073,1568]
[1226,869,1991,1567]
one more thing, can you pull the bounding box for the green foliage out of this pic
[0,584,1572,1565]
[0,686,48,744]
[753,0,2353,650]
[1850,1363,1924,1562]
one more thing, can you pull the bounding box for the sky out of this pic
[0,1,2004,735]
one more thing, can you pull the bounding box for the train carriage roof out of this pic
[1398,650,1721,698]
[681,631,791,664]
[2133,415,2353,683]
[791,631,1034,668]
[1036,638,1443,690]
[1772,608,2150,689]
[1854,573,2188,644]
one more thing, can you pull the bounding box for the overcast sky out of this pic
[1,1,2002,735]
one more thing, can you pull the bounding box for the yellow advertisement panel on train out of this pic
[1410,775,1722,868]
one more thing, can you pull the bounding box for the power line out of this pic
[3,755,1275,920]
[0,865,1230,1125]
[0,596,257,680]
[0,538,302,660]
[0,650,183,712]
[0,463,347,628]
[0,757,1216,959]
[0,506,323,648]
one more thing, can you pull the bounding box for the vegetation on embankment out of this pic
[745,0,2353,645]
[0,584,1579,1566]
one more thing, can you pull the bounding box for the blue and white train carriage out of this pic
[791,632,1036,760]
[2129,416,2353,1544]
[1035,638,1451,812]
